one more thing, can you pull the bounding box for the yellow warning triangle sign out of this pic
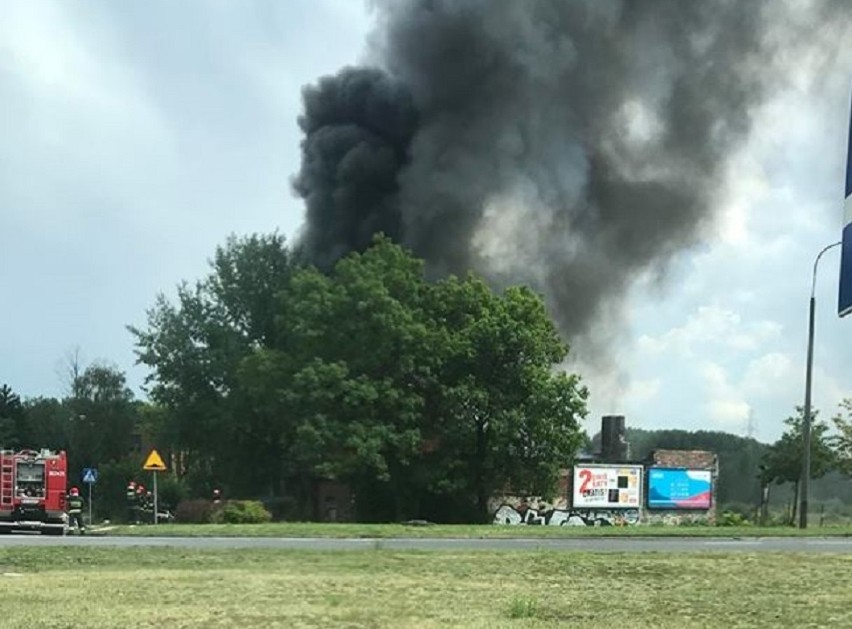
[143,449,167,471]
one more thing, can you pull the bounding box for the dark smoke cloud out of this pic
[294,67,417,269]
[294,0,850,360]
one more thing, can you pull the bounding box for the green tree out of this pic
[418,276,587,521]
[64,363,140,483]
[830,398,852,476]
[624,428,767,506]
[0,384,25,448]
[243,237,587,521]
[20,397,67,451]
[133,234,588,522]
[760,406,834,524]
[240,237,440,518]
[130,233,298,496]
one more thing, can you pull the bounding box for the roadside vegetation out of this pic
[5,234,852,526]
[1,547,852,627]
[94,522,852,538]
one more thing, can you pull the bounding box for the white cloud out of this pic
[706,399,752,428]
[698,362,750,428]
[624,378,661,404]
[637,305,782,357]
[743,352,797,398]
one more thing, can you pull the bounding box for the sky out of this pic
[1,0,851,443]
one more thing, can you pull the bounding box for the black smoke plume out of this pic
[294,0,849,358]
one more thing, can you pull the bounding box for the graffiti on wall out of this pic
[492,503,640,527]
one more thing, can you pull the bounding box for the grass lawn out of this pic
[1,547,851,627]
[96,521,852,538]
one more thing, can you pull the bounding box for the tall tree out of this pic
[830,398,852,476]
[418,276,587,521]
[21,397,67,452]
[130,233,298,495]
[64,363,139,479]
[0,384,25,448]
[133,233,588,521]
[239,237,444,517]
[241,236,588,521]
[760,406,834,524]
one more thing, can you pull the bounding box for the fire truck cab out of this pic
[0,449,68,535]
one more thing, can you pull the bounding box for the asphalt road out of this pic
[2,535,852,553]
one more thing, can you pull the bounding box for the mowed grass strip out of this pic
[101,521,852,538]
[1,547,851,628]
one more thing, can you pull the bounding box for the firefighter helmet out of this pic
[70,487,79,496]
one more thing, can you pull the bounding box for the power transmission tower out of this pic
[745,407,757,440]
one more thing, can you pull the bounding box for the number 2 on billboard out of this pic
[578,469,592,493]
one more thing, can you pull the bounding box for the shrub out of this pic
[260,496,299,521]
[717,510,752,527]
[508,597,539,619]
[96,457,150,522]
[175,499,216,524]
[720,502,756,520]
[215,500,272,524]
[156,475,188,513]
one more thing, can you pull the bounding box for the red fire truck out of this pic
[0,449,68,535]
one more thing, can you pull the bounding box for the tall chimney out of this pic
[601,415,628,462]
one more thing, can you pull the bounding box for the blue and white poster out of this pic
[647,468,712,510]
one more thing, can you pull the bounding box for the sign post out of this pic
[81,467,98,527]
[142,450,167,524]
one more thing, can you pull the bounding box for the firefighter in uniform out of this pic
[126,481,138,523]
[67,486,85,533]
[136,485,151,521]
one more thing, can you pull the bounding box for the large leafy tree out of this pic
[240,238,442,518]
[65,363,139,478]
[133,234,588,521]
[130,233,298,496]
[760,406,834,524]
[418,276,587,521]
[240,237,588,521]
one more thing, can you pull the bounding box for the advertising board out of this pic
[571,464,642,509]
[647,468,712,510]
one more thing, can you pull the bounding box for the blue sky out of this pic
[1,0,851,443]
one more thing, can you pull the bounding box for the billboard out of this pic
[838,90,852,317]
[572,464,642,509]
[647,468,712,510]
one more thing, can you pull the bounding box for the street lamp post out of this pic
[799,241,841,529]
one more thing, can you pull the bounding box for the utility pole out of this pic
[800,241,841,529]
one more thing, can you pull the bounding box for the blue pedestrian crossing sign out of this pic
[82,468,98,484]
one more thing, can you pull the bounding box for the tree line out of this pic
[4,234,589,522]
[627,405,852,524]
[4,232,852,524]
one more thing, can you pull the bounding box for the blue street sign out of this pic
[82,468,98,484]
[838,89,852,317]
